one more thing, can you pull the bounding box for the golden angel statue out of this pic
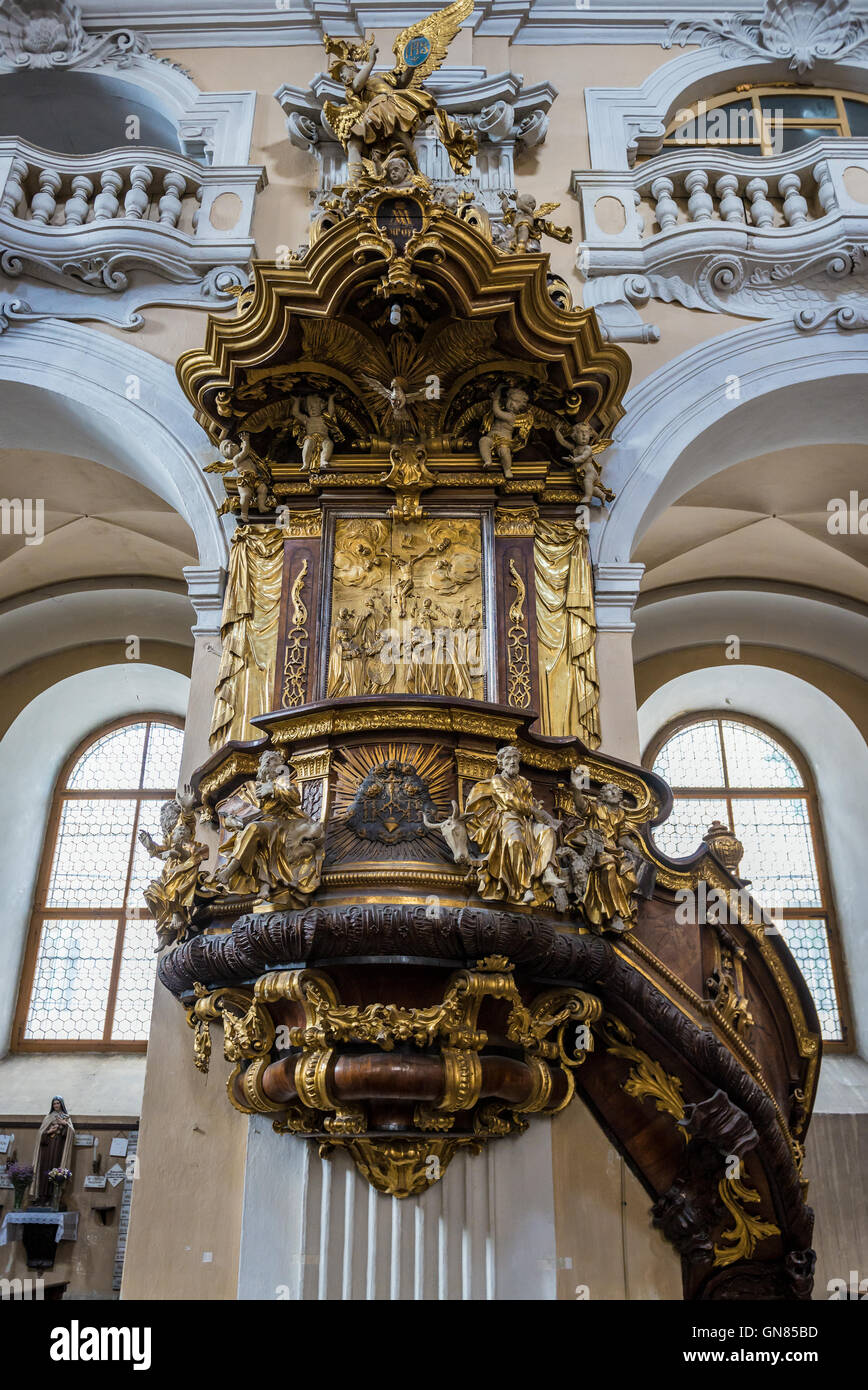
[554,418,614,507]
[499,191,573,252]
[204,433,273,521]
[478,383,534,479]
[322,0,477,176]
[291,392,344,471]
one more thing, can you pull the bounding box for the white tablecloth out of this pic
[0,1210,78,1245]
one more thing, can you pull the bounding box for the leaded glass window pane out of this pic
[651,719,724,788]
[721,720,801,789]
[112,920,157,1041]
[67,723,147,789]
[779,919,841,1042]
[730,798,822,910]
[649,716,845,1045]
[142,723,185,789]
[46,799,137,908]
[22,718,181,1046]
[650,797,729,860]
[25,919,116,1040]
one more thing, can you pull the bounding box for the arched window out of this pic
[0,71,184,157]
[14,717,184,1050]
[646,714,850,1047]
[660,85,868,156]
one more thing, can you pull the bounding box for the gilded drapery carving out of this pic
[534,520,600,747]
[210,526,284,750]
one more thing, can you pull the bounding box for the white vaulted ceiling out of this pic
[0,449,196,674]
[633,443,868,673]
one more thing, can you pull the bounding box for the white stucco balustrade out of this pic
[573,139,868,336]
[0,137,265,328]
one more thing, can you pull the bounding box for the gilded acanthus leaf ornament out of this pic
[321,0,477,176]
[714,1176,780,1266]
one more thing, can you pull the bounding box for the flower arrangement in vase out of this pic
[6,1162,34,1210]
[47,1166,72,1211]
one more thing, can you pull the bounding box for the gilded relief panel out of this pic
[327,516,485,699]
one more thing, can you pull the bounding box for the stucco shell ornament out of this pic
[0,1,148,71]
[666,0,868,77]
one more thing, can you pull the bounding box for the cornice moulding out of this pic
[68,2,868,50]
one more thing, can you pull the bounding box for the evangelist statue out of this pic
[461,744,566,906]
[215,750,325,908]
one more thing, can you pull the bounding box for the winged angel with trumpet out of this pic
[323,0,477,176]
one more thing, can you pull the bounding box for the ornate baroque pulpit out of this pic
[140,8,821,1300]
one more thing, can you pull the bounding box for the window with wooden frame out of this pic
[14,717,185,1051]
[658,85,868,157]
[645,713,850,1049]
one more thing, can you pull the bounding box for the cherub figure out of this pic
[291,393,343,471]
[322,1,477,177]
[140,793,221,951]
[382,153,414,188]
[436,184,470,213]
[499,190,572,252]
[478,384,533,479]
[204,433,272,522]
[554,418,615,507]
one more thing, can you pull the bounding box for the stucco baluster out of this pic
[745,176,775,229]
[191,185,204,234]
[779,172,809,226]
[0,155,30,217]
[64,174,94,227]
[92,169,123,221]
[650,174,678,231]
[715,173,745,223]
[812,160,838,216]
[685,168,713,223]
[158,170,187,227]
[29,168,62,224]
[124,164,153,219]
